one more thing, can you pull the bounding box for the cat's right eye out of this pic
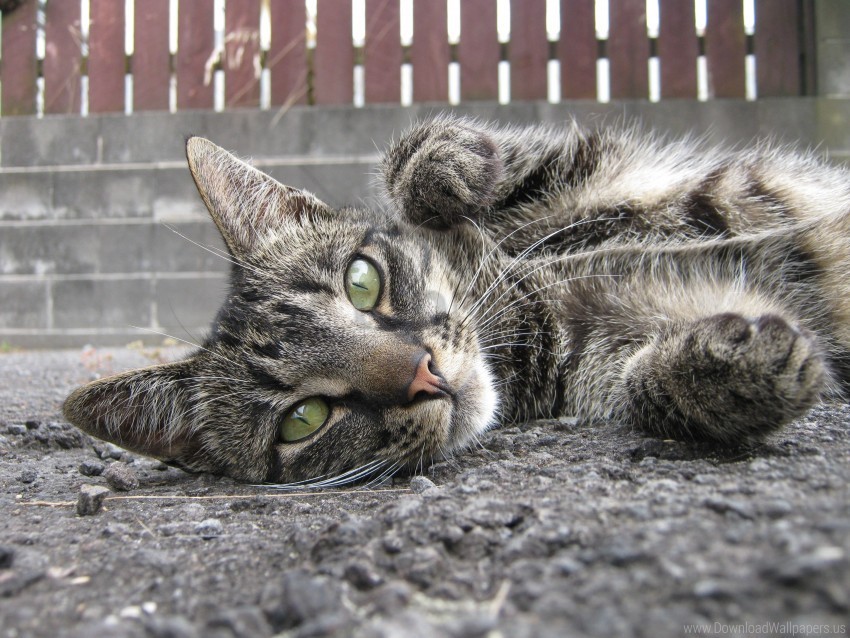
[280,398,330,442]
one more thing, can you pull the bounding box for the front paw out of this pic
[383,121,503,228]
[626,313,825,443]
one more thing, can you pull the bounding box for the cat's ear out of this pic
[63,360,201,466]
[185,136,328,258]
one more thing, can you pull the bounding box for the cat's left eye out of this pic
[280,398,330,442]
[346,258,381,311]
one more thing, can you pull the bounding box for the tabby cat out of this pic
[64,116,850,485]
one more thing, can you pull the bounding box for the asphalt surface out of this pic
[0,346,848,638]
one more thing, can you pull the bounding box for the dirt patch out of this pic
[1,347,848,637]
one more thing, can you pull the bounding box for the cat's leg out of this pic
[382,116,654,249]
[557,223,850,443]
[383,116,617,239]
[383,117,850,254]
[566,281,832,444]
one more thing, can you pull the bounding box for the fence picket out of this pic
[43,0,83,114]
[0,0,819,117]
[705,0,746,98]
[458,0,499,101]
[608,0,648,99]
[133,0,171,111]
[176,0,215,109]
[365,0,402,103]
[224,0,261,108]
[754,0,799,97]
[798,0,816,96]
[89,0,126,113]
[559,0,597,100]
[314,0,354,104]
[658,0,697,98]
[269,0,308,107]
[510,0,548,101]
[412,0,449,102]
[0,0,38,115]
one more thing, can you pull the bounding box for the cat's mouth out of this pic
[380,353,497,467]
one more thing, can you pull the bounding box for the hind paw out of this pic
[628,313,825,443]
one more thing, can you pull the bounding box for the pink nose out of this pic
[407,353,450,402]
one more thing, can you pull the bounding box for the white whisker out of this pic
[163,224,267,278]
[267,458,390,491]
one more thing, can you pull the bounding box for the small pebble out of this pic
[79,460,106,477]
[366,581,413,615]
[0,545,14,569]
[205,606,272,638]
[748,457,772,472]
[603,545,648,567]
[260,570,344,632]
[382,535,404,554]
[18,469,37,484]
[142,615,199,638]
[6,424,27,436]
[119,605,143,620]
[101,523,132,538]
[195,518,223,539]
[77,485,111,516]
[703,497,755,520]
[442,614,498,637]
[409,476,437,494]
[103,463,139,491]
[767,546,846,583]
[158,523,182,537]
[94,442,127,460]
[762,499,793,519]
[693,579,736,599]
[552,556,583,576]
[344,562,384,590]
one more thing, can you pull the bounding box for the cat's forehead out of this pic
[253,213,420,279]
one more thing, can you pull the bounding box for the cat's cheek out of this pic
[266,444,304,484]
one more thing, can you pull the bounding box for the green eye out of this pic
[280,398,329,442]
[346,258,381,311]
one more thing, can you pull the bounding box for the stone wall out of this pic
[1,99,849,348]
[816,0,850,99]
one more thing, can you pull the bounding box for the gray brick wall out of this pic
[0,99,848,348]
[816,0,850,99]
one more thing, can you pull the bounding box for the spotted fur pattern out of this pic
[64,116,850,484]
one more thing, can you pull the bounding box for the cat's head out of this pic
[64,138,498,484]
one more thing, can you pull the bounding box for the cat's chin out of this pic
[443,358,499,454]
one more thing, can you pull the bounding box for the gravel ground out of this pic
[0,346,848,638]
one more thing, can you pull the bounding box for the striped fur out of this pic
[64,118,850,483]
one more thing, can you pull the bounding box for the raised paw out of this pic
[626,313,826,443]
[382,120,504,228]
